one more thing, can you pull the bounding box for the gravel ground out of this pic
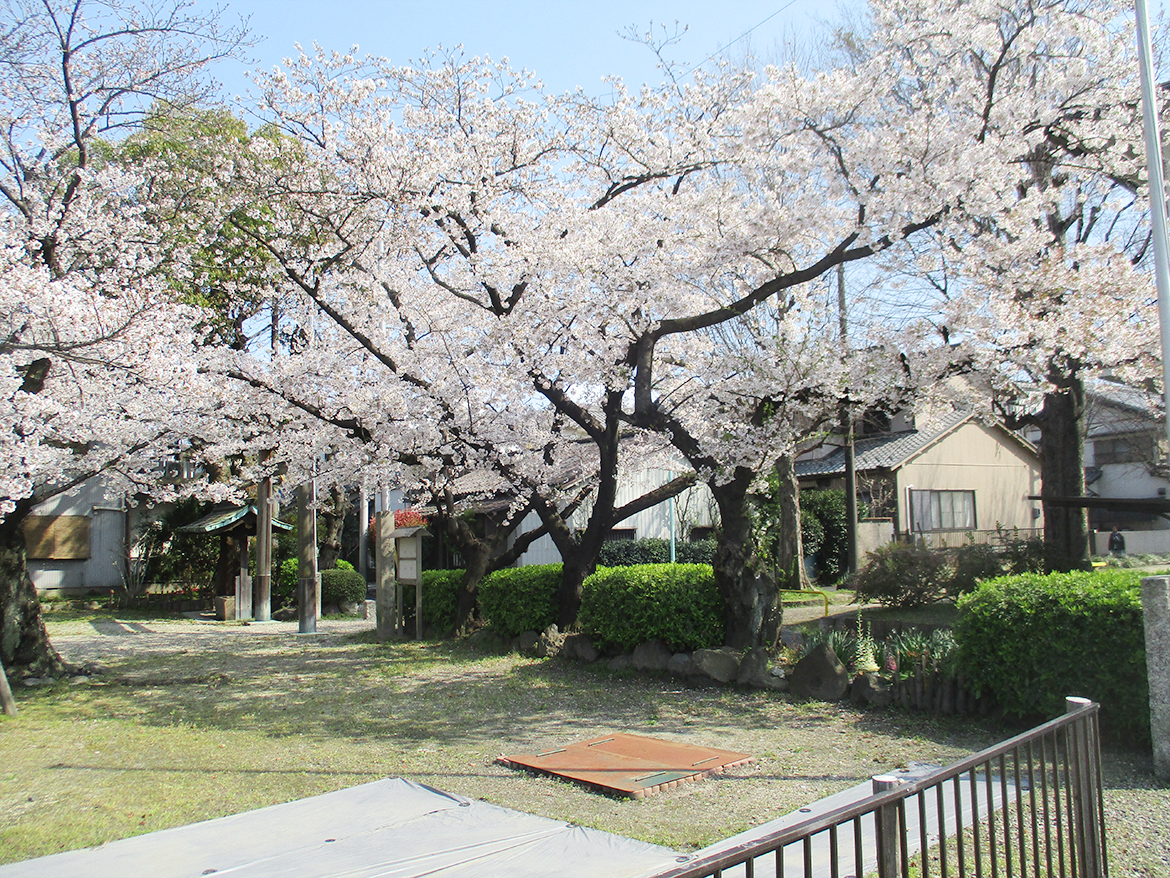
[5,612,1168,875]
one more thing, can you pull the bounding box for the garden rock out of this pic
[561,633,599,663]
[339,600,362,616]
[789,643,849,701]
[515,630,540,654]
[780,628,805,651]
[608,655,633,671]
[849,672,893,707]
[735,648,785,690]
[467,628,507,653]
[692,648,740,684]
[632,640,672,672]
[668,652,699,677]
[273,606,297,622]
[536,624,565,658]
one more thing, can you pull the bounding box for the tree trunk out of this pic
[0,502,69,679]
[317,485,346,571]
[710,469,782,650]
[1039,376,1091,572]
[773,454,810,590]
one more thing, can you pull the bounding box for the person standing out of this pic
[1108,526,1127,557]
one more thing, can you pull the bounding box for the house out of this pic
[1072,379,1169,554]
[795,410,1043,551]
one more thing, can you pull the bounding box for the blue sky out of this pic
[210,0,848,101]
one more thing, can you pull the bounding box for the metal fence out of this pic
[909,528,1044,550]
[650,697,1106,878]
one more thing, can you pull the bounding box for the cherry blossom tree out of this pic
[205,0,1152,647]
[0,0,250,676]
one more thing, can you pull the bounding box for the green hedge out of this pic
[580,563,723,653]
[597,538,716,567]
[320,567,367,606]
[418,568,462,633]
[955,570,1148,743]
[478,563,562,638]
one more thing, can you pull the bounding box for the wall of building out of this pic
[28,477,127,594]
[510,468,718,567]
[895,421,1042,539]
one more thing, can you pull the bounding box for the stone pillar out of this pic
[375,511,397,641]
[297,482,318,634]
[358,487,369,583]
[254,475,273,621]
[1142,576,1170,780]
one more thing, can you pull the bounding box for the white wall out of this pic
[508,469,718,567]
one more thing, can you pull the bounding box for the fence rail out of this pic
[650,697,1106,878]
[908,528,1044,550]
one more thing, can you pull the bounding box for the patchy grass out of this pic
[0,611,1165,875]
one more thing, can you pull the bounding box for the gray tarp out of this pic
[0,778,684,878]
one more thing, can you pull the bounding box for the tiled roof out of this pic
[795,411,972,478]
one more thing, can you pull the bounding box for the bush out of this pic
[851,541,947,608]
[598,539,670,566]
[478,564,562,638]
[955,570,1148,743]
[320,567,367,607]
[677,539,716,565]
[418,568,463,634]
[597,538,717,567]
[803,490,848,584]
[947,543,1005,597]
[580,563,723,652]
[273,557,298,609]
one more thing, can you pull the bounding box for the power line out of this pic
[677,1,800,78]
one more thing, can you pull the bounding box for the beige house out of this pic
[797,412,1043,550]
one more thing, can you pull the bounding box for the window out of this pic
[909,489,976,532]
[1092,434,1155,466]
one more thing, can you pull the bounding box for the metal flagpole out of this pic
[1134,0,1170,456]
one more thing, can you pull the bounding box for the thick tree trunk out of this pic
[317,485,346,571]
[773,455,810,590]
[710,469,782,650]
[0,502,69,679]
[1039,377,1091,572]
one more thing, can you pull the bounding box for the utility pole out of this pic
[838,263,859,575]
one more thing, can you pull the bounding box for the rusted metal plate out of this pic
[497,733,753,799]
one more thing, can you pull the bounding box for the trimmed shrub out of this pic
[321,567,367,607]
[420,568,463,634]
[598,539,670,566]
[598,538,717,567]
[851,541,947,608]
[677,538,716,565]
[580,563,723,652]
[955,570,1148,743]
[478,563,562,638]
[947,542,1005,597]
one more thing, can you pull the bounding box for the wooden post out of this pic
[234,527,252,621]
[297,482,318,634]
[0,656,16,717]
[254,474,273,621]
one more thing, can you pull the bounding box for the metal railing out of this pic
[908,528,1044,550]
[651,697,1107,878]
